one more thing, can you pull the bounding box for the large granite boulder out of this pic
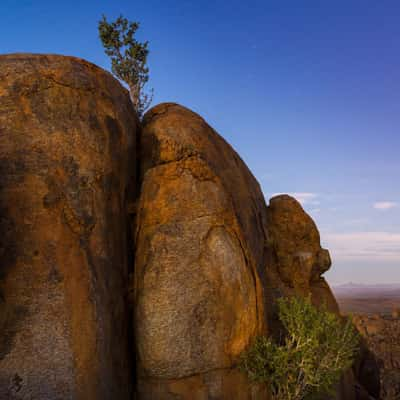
[132,103,268,399]
[0,54,137,400]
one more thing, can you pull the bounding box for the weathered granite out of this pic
[132,103,268,399]
[0,54,137,400]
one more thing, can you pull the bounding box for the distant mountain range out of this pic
[332,283,400,299]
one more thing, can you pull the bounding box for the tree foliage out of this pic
[239,296,360,400]
[98,15,153,117]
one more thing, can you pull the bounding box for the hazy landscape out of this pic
[333,283,400,315]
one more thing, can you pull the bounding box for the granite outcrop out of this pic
[0,54,385,400]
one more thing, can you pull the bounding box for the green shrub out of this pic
[239,296,360,400]
[98,15,153,118]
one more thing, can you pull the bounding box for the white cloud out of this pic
[271,192,320,206]
[323,231,400,261]
[373,201,398,210]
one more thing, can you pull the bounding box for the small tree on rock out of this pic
[239,296,360,400]
[98,15,153,118]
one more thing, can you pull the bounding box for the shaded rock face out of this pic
[0,54,137,400]
[353,314,399,399]
[133,103,268,399]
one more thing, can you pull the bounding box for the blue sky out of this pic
[1,1,399,284]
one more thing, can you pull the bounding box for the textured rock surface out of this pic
[353,314,400,399]
[265,196,382,399]
[0,54,380,399]
[0,54,137,399]
[265,195,339,316]
[265,195,360,400]
[133,103,268,399]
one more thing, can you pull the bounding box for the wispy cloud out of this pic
[323,231,400,261]
[373,201,398,210]
[271,192,320,206]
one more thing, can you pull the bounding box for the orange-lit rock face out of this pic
[265,195,339,313]
[133,103,267,399]
[0,54,137,400]
[0,55,371,400]
[264,195,362,399]
[267,195,330,288]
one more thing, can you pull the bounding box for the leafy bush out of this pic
[239,296,360,400]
